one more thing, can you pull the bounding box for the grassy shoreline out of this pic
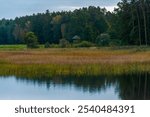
[0,46,150,78]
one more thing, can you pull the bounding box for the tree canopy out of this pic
[0,1,149,46]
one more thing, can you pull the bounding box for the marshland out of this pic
[0,46,150,100]
[0,0,150,99]
[0,46,150,77]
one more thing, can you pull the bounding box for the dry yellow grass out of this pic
[0,48,149,77]
[0,48,149,64]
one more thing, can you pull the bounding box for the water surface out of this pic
[0,73,149,100]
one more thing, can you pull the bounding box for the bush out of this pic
[72,35,81,43]
[25,32,39,48]
[49,44,59,48]
[73,41,93,47]
[96,33,110,46]
[44,42,50,48]
[109,39,121,47]
[59,38,70,48]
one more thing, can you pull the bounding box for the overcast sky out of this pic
[0,0,120,19]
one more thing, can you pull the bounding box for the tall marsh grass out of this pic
[0,47,149,78]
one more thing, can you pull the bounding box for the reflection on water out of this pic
[116,73,150,100]
[0,73,149,100]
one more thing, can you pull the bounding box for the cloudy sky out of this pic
[0,0,120,19]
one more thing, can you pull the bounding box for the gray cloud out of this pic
[0,0,120,19]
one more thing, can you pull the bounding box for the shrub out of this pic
[44,42,50,48]
[59,38,70,48]
[49,44,59,48]
[74,41,93,47]
[72,35,81,43]
[96,33,110,46]
[25,32,39,48]
[109,39,121,47]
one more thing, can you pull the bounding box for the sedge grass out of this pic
[0,47,149,78]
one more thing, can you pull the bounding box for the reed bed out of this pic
[0,48,149,77]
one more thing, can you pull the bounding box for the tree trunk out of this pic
[136,5,142,45]
[146,0,150,45]
[141,0,148,46]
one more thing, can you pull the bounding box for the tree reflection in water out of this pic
[12,72,150,100]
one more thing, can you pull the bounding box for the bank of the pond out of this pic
[0,63,150,78]
[0,47,149,77]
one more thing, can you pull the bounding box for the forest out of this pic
[0,0,149,46]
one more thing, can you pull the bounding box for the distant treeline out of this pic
[0,0,149,46]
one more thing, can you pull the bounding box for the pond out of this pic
[0,73,149,100]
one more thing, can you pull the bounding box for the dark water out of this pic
[0,73,149,100]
